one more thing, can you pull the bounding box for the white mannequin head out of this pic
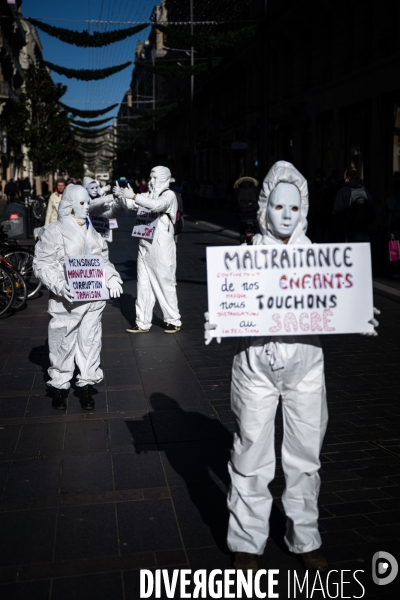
[86,181,99,198]
[71,186,90,219]
[267,182,301,240]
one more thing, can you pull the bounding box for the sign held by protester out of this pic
[91,216,112,241]
[64,256,109,302]
[132,207,160,240]
[206,243,374,337]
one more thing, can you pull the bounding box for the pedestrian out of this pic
[4,179,18,202]
[332,167,375,242]
[386,179,400,278]
[113,166,182,334]
[324,169,340,242]
[230,176,259,244]
[205,161,379,575]
[44,179,66,225]
[33,184,123,410]
[308,169,328,241]
[139,178,147,193]
[20,177,31,196]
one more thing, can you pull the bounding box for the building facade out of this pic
[119,0,399,207]
[0,0,42,195]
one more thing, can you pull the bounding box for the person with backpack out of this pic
[230,177,260,244]
[332,168,375,242]
[113,166,182,334]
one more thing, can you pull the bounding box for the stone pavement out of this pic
[0,210,399,599]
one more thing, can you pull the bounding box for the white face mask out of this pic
[72,188,90,220]
[87,182,99,198]
[267,183,301,239]
[148,173,157,191]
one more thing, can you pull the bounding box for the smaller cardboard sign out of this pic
[91,216,112,241]
[109,218,118,229]
[64,255,109,302]
[132,207,160,240]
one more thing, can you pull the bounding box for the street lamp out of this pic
[190,0,195,203]
[259,0,269,179]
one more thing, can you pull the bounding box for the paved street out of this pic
[0,210,399,599]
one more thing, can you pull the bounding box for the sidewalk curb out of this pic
[373,281,400,304]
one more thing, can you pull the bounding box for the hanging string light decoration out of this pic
[71,117,113,128]
[28,19,148,48]
[61,103,119,118]
[44,60,132,80]
[154,24,257,49]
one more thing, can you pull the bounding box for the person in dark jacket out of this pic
[230,177,260,243]
[4,179,18,201]
[19,177,31,195]
[332,168,374,242]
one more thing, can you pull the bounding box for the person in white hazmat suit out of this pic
[205,161,380,574]
[113,166,181,333]
[33,184,123,411]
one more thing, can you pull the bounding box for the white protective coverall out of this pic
[117,166,181,330]
[33,185,122,390]
[227,161,328,556]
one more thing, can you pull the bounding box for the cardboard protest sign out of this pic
[64,256,109,302]
[206,243,374,337]
[109,218,118,229]
[132,207,160,240]
[90,216,112,241]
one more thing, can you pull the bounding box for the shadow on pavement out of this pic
[126,393,288,556]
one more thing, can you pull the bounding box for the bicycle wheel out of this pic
[0,265,15,317]
[2,263,28,311]
[3,249,42,299]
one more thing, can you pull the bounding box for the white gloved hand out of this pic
[108,276,123,298]
[113,182,135,200]
[88,196,107,211]
[204,311,221,346]
[61,282,74,303]
[102,193,115,205]
[113,182,123,198]
[99,185,111,196]
[361,307,380,337]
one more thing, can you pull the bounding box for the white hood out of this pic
[82,176,97,189]
[149,166,171,199]
[257,161,310,244]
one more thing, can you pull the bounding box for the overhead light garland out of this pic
[71,117,113,128]
[44,60,131,80]
[29,19,148,48]
[155,24,257,50]
[72,125,110,138]
[61,103,119,118]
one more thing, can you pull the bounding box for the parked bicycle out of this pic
[0,256,27,312]
[0,228,42,298]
